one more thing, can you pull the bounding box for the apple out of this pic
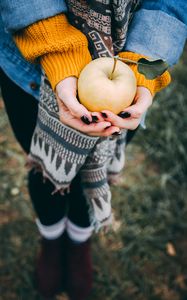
[78,57,137,114]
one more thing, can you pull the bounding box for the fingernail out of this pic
[112,131,121,136]
[92,116,99,123]
[81,115,91,125]
[101,112,108,118]
[105,125,111,129]
[118,112,131,118]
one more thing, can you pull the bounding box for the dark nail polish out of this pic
[81,116,91,125]
[101,112,108,118]
[92,116,99,123]
[112,131,121,136]
[118,112,131,119]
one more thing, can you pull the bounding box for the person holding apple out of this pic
[0,0,187,299]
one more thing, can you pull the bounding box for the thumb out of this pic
[121,96,152,119]
[122,103,144,119]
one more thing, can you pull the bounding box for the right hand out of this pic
[55,77,120,137]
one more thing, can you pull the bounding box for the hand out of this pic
[56,76,120,137]
[56,76,92,122]
[101,87,153,130]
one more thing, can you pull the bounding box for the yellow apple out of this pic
[78,57,137,114]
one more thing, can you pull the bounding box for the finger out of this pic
[122,119,140,130]
[83,121,112,133]
[119,94,153,119]
[91,112,104,123]
[102,110,141,130]
[117,117,140,130]
[119,103,148,119]
[89,125,120,137]
[101,110,125,127]
[59,112,112,133]
[56,97,121,134]
[55,105,122,136]
[101,126,121,137]
[58,94,92,122]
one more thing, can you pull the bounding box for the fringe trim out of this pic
[26,154,114,232]
[26,155,71,195]
[86,195,114,233]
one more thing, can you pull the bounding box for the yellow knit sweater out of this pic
[14,14,171,94]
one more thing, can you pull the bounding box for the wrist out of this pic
[41,48,91,90]
[14,13,92,90]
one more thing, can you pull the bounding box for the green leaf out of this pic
[137,58,169,79]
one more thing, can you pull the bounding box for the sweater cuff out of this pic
[118,51,171,96]
[41,48,91,90]
[14,13,92,89]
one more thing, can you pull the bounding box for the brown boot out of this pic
[67,238,93,300]
[35,234,67,298]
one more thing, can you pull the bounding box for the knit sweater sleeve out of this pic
[118,51,171,96]
[14,14,92,90]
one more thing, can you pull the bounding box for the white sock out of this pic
[66,219,94,243]
[36,216,67,240]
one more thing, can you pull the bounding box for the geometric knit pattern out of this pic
[28,0,140,230]
[28,75,127,231]
[66,0,140,57]
[28,76,99,193]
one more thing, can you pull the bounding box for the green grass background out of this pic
[0,48,187,300]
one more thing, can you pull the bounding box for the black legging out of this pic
[0,69,91,228]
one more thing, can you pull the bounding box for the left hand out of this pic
[101,87,153,130]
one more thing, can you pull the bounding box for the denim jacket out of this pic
[0,0,187,100]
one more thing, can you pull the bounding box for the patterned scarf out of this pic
[28,0,139,231]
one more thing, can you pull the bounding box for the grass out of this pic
[0,48,187,300]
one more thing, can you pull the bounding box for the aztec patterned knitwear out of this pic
[16,0,171,230]
[29,74,127,230]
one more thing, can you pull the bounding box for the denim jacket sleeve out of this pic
[124,0,187,66]
[0,0,67,33]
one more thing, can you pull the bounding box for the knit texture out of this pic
[26,0,171,231]
[14,1,170,93]
[14,14,91,89]
[119,52,171,95]
[28,74,127,230]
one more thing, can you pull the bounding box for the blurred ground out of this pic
[0,49,187,300]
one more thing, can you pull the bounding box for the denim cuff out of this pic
[124,9,187,66]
